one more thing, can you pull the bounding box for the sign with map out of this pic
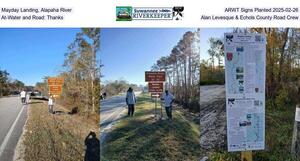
[224,33,266,151]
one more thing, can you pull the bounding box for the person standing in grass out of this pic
[161,90,175,120]
[126,87,136,116]
[20,90,26,104]
[48,95,54,114]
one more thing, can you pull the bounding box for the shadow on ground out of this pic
[85,131,100,161]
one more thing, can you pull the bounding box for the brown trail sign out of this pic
[145,71,166,82]
[145,71,165,119]
[148,82,163,93]
[48,77,64,96]
[48,77,64,86]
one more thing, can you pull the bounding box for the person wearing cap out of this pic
[161,90,175,120]
[126,87,136,116]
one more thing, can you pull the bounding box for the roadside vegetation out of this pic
[0,69,30,96]
[101,94,201,161]
[35,28,101,117]
[151,29,200,113]
[201,28,300,160]
[101,79,140,97]
[19,28,101,160]
[22,99,99,161]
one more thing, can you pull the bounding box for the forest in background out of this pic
[100,79,141,97]
[202,28,300,108]
[0,69,29,96]
[35,28,101,116]
[151,29,200,112]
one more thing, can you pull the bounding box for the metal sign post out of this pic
[146,71,166,120]
[155,96,157,117]
[291,105,300,158]
[160,95,163,119]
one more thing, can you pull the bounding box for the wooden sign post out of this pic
[291,105,300,158]
[241,151,252,161]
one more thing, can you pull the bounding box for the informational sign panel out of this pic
[148,82,164,93]
[48,77,64,86]
[224,33,266,151]
[145,71,166,82]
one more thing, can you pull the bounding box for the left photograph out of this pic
[0,28,100,161]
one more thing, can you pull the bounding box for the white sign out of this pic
[224,33,266,151]
[295,107,300,122]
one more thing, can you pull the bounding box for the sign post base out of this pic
[241,151,252,161]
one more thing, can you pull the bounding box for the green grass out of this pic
[209,104,296,161]
[101,94,201,161]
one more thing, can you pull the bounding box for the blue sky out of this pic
[200,28,232,61]
[0,28,80,86]
[0,28,231,86]
[101,28,197,86]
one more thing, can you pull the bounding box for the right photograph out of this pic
[200,28,300,161]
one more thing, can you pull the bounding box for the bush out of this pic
[275,88,290,109]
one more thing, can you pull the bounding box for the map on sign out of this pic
[224,33,266,151]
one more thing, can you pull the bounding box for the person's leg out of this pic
[51,105,54,114]
[131,105,135,116]
[169,106,172,120]
[128,105,130,116]
[165,106,170,119]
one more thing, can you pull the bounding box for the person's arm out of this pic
[134,93,136,103]
[170,95,175,104]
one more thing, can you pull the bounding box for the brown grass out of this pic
[22,100,99,161]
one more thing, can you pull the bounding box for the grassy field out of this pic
[21,99,99,161]
[209,104,296,161]
[101,94,201,161]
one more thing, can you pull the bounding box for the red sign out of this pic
[145,71,166,82]
[148,82,163,93]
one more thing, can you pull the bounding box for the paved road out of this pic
[100,92,141,142]
[0,96,27,161]
[200,85,225,105]
[100,95,127,128]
